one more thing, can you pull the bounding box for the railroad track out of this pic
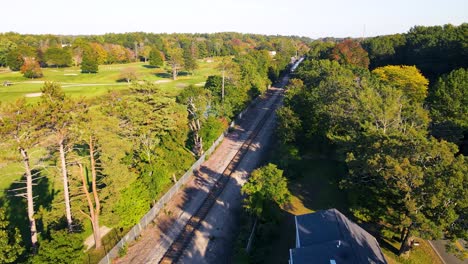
[159,86,284,264]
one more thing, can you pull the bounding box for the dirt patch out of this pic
[155,80,171,84]
[24,92,42,97]
[84,226,112,250]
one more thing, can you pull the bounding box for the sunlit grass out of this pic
[0,59,219,102]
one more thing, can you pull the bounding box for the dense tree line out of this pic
[0,32,310,77]
[276,31,467,257]
[362,23,467,80]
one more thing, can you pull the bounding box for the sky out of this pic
[2,0,467,38]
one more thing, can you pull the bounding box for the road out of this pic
[115,75,289,264]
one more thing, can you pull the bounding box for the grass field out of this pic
[0,59,219,102]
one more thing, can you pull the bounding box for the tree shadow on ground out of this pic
[155,72,172,78]
[2,169,56,256]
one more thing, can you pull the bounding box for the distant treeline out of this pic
[0,32,311,69]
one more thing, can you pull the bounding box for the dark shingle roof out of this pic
[291,209,387,264]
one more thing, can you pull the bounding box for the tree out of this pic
[140,46,152,62]
[71,46,83,67]
[346,136,467,256]
[32,229,83,264]
[118,67,138,83]
[0,208,23,263]
[276,106,302,144]
[372,65,429,103]
[428,68,468,144]
[89,43,107,65]
[0,39,17,67]
[0,99,42,252]
[44,47,72,67]
[183,46,198,74]
[241,164,291,218]
[6,49,24,71]
[216,57,239,102]
[20,58,43,79]
[167,46,184,80]
[177,85,211,157]
[81,49,98,73]
[331,39,370,68]
[149,48,164,67]
[38,82,85,231]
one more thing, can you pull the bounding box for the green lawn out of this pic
[0,59,219,102]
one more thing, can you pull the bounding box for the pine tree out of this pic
[81,49,98,73]
[0,99,42,253]
[148,48,163,67]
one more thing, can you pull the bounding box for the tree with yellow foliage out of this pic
[372,65,429,103]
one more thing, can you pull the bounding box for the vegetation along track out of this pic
[159,86,284,264]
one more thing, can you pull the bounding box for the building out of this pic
[289,209,387,264]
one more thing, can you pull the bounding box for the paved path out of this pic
[430,240,468,264]
[115,76,289,264]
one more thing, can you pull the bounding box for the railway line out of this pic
[159,85,285,264]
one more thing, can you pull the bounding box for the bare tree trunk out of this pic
[172,66,177,80]
[78,162,102,249]
[399,226,413,256]
[77,136,102,249]
[89,136,101,249]
[222,70,225,102]
[20,148,38,252]
[59,141,73,231]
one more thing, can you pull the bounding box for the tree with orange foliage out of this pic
[20,58,43,79]
[331,39,370,68]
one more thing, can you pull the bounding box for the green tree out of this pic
[177,85,211,157]
[6,49,24,71]
[32,229,83,264]
[241,164,291,218]
[118,67,138,83]
[44,47,72,67]
[0,39,17,67]
[0,99,42,252]
[428,68,468,144]
[141,45,152,62]
[166,46,184,80]
[183,46,198,74]
[276,106,302,144]
[148,48,164,67]
[0,208,24,263]
[38,82,85,231]
[216,56,240,102]
[81,49,98,73]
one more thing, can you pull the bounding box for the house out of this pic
[289,209,387,264]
